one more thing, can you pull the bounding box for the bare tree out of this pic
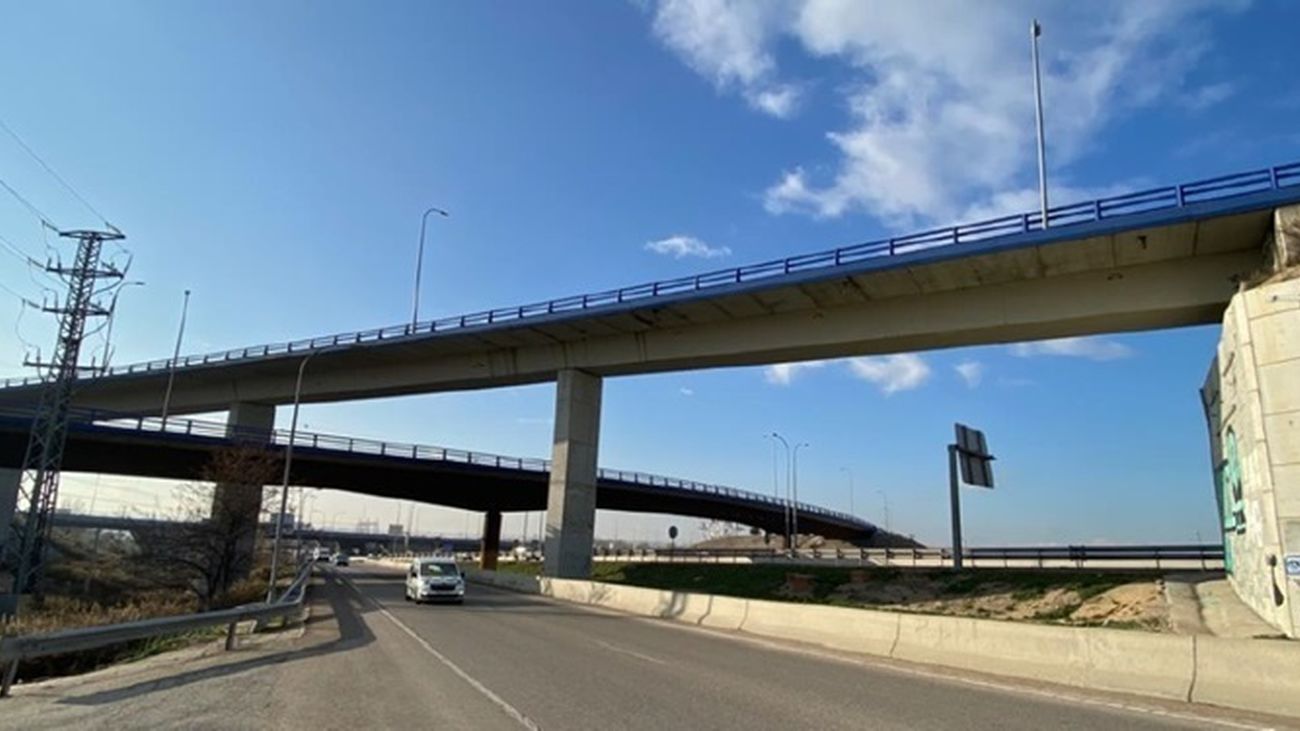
[139,446,279,609]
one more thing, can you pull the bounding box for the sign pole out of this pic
[948,444,963,569]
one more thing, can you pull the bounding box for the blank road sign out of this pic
[954,423,995,488]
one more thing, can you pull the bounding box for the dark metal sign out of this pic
[954,423,995,488]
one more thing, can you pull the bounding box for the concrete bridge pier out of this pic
[1,467,20,599]
[479,509,501,570]
[214,402,275,584]
[543,369,601,578]
[0,467,18,559]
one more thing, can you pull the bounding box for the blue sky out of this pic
[1,1,1297,545]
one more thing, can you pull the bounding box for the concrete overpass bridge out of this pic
[2,160,1298,581]
[0,406,874,554]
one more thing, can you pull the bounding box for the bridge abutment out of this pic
[1202,261,1300,637]
[543,369,601,578]
[213,401,275,586]
[480,509,502,570]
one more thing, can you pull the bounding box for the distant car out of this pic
[313,547,332,562]
[332,553,350,567]
[404,558,465,604]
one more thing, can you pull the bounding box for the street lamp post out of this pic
[791,442,809,548]
[1031,19,1049,229]
[412,206,450,329]
[159,289,191,427]
[768,433,792,550]
[840,466,855,517]
[101,280,144,374]
[267,351,314,602]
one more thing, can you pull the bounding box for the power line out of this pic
[0,231,39,263]
[0,116,114,231]
[0,175,58,231]
[0,278,38,309]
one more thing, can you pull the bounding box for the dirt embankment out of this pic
[795,570,1168,630]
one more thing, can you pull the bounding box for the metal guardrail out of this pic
[0,405,868,530]
[0,560,314,698]
[2,161,1297,391]
[595,544,1225,568]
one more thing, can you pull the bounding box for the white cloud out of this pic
[764,359,826,385]
[648,1,1244,224]
[650,0,800,118]
[954,360,983,388]
[1010,336,1135,361]
[645,234,732,259]
[847,354,930,394]
[1180,81,1235,111]
[679,386,695,396]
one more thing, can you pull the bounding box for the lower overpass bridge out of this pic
[0,407,875,565]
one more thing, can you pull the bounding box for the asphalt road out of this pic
[4,564,1290,730]
[327,565,1284,731]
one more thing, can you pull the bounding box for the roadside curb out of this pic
[464,569,1300,719]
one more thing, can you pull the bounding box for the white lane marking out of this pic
[592,639,668,666]
[335,572,540,731]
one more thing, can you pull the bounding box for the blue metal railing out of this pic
[0,405,868,529]
[3,160,1297,390]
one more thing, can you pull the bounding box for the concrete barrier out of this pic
[740,600,899,657]
[670,593,750,631]
[1191,636,1300,717]
[892,613,1195,701]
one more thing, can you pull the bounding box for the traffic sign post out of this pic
[949,424,995,569]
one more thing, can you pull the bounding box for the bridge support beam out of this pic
[213,402,276,588]
[543,369,601,578]
[480,510,501,571]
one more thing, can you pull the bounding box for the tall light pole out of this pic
[159,288,190,427]
[877,489,891,533]
[412,206,450,329]
[768,432,792,549]
[791,442,809,548]
[839,466,855,516]
[101,280,144,374]
[1031,19,1049,229]
[267,351,314,602]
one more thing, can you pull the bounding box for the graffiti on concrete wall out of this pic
[1217,427,1246,573]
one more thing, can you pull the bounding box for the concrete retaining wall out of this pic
[464,568,1300,719]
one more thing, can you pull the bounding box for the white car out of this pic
[404,558,465,604]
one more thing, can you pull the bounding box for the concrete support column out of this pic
[0,468,18,558]
[1,468,20,604]
[214,402,276,587]
[543,369,602,578]
[480,510,502,571]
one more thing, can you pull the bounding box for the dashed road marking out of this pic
[335,571,540,730]
[592,639,668,666]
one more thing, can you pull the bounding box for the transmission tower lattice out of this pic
[3,228,125,603]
